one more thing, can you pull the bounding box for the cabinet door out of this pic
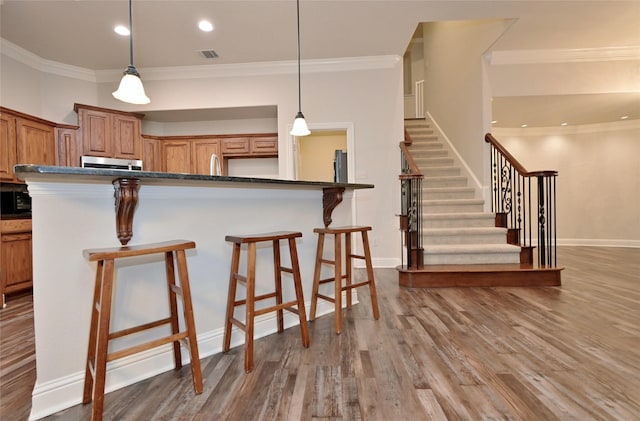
[221,137,249,156]
[142,137,161,172]
[0,113,17,181]
[16,118,56,166]
[251,136,278,156]
[56,127,81,167]
[161,140,191,173]
[113,114,141,159]
[192,139,221,175]
[0,232,33,294]
[80,108,111,156]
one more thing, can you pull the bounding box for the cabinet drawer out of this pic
[1,219,32,233]
[222,138,250,155]
[251,137,278,156]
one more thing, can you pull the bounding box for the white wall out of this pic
[1,50,404,267]
[422,19,511,184]
[493,121,640,246]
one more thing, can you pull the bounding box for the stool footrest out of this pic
[229,317,246,331]
[109,317,172,340]
[349,254,366,260]
[342,280,371,291]
[316,293,335,303]
[320,258,334,265]
[254,300,301,317]
[107,332,188,362]
[280,267,294,274]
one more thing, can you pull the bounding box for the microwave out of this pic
[0,183,32,217]
[81,156,143,171]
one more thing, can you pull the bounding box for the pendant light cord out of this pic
[128,0,134,66]
[296,0,302,113]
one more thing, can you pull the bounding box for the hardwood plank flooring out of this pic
[1,246,639,420]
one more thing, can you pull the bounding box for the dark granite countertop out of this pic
[14,165,374,190]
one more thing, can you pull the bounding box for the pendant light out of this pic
[112,0,150,104]
[290,0,310,136]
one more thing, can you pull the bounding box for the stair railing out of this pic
[485,133,558,267]
[399,129,424,269]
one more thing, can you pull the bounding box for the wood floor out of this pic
[1,246,639,420]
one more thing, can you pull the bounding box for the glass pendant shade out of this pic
[290,112,310,136]
[113,66,150,105]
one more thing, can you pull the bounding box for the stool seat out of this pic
[82,240,203,421]
[223,231,309,372]
[310,225,379,334]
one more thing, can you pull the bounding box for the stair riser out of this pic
[422,190,475,200]
[424,204,484,213]
[424,218,496,228]
[424,234,508,245]
[423,167,460,177]
[414,158,454,166]
[424,253,521,265]
[423,178,468,188]
[410,149,448,158]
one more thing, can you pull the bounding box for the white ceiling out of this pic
[1,0,639,127]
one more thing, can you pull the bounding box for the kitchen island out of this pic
[15,165,374,420]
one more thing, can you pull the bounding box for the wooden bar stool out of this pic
[82,240,203,421]
[310,226,380,334]
[223,231,310,372]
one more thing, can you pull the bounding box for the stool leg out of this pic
[345,232,353,309]
[334,233,343,334]
[361,230,380,320]
[288,237,310,347]
[164,251,182,370]
[175,249,204,394]
[91,258,116,421]
[272,239,284,333]
[223,243,241,353]
[245,242,257,372]
[309,233,325,321]
[83,260,104,405]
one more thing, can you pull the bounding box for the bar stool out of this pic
[310,226,380,334]
[223,231,310,372]
[82,240,203,421]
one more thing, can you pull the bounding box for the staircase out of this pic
[398,118,562,287]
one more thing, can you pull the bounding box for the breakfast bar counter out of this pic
[15,165,373,420]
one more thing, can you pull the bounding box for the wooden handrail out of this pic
[399,142,423,176]
[485,133,557,177]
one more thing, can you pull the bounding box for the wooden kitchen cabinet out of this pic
[74,103,144,160]
[160,137,222,175]
[142,135,161,172]
[0,112,17,181]
[0,218,33,303]
[250,135,278,156]
[56,126,81,167]
[192,138,221,175]
[0,107,56,182]
[16,117,56,167]
[161,140,192,173]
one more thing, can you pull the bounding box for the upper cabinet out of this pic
[74,103,143,160]
[0,108,56,182]
[0,112,17,181]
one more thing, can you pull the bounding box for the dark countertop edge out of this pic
[14,165,374,190]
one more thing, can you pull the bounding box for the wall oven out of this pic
[81,156,143,171]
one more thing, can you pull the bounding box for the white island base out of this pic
[18,167,371,420]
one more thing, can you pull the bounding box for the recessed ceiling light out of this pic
[560,122,568,126]
[114,25,130,36]
[198,20,214,32]
[520,124,528,128]
[620,115,629,120]
[491,120,497,124]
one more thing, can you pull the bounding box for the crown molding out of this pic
[1,38,96,82]
[1,38,400,82]
[489,46,640,65]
